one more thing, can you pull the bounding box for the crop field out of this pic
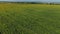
[0,4,60,34]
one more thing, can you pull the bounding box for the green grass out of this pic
[0,4,60,34]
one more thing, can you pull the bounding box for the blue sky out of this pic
[0,0,60,2]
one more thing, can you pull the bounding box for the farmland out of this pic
[0,4,60,34]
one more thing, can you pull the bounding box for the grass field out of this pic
[0,4,60,34]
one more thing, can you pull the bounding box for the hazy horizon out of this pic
[0,0,60,2]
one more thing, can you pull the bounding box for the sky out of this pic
[0,0,60,2]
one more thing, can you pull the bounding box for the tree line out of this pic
[0,2,60,5]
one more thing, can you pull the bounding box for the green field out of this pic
[0,4,60,34]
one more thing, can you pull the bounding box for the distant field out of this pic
[0,4,60,34]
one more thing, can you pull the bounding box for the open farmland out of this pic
[0,4,60,34]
